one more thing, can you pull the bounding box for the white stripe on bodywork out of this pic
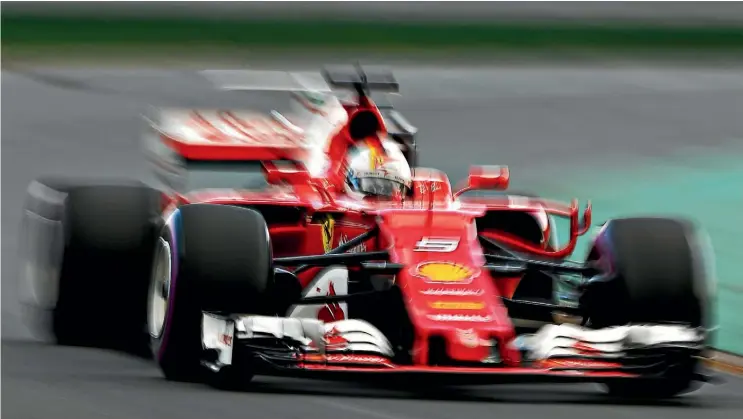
[287,266,349,320]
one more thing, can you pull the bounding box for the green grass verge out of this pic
[4,15,743,51]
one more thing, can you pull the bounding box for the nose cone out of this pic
[377,210,517,365]
[408,262,512,363]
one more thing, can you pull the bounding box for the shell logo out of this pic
[414,261,477,284]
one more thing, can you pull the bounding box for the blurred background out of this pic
[2,2,743,415]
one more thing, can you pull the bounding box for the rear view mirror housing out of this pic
[467,165,510,190]
[454,165,510,198]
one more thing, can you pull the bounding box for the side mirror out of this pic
[454,165,510,198]
[468,165,510,190]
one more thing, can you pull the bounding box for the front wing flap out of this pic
[201,313,707,384]
[202,314,395,371]
[514,323,706,376]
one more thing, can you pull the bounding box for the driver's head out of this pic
[345,139,411,200]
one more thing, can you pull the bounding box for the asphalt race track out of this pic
[3,63,743,419]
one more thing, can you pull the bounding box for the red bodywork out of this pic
[151,89,630,382]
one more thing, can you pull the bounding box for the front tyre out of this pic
[148,204,274,384]
[581,217,711,398]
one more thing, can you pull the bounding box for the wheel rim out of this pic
[147,237,171,338]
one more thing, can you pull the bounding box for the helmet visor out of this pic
[357,177,406,197]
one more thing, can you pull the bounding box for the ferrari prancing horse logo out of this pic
[321,214,335,253]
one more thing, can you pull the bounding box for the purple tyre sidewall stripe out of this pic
[157,209,181,361]
[593,226,616,275]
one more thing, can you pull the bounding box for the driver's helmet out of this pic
[345,139,412,199]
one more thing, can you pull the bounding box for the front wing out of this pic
[201,313,707,384]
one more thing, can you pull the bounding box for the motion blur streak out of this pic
[3,61,743,419]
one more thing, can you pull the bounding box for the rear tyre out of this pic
[581,217,711,398]
[20,178,161,356]
[148,204,274,385]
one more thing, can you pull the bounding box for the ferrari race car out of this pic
[20,65,713,399]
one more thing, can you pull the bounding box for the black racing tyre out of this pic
[148,204,273,384]
[19,178,161,356]
[581,217,711,398]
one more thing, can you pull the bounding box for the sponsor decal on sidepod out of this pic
[338,234,367,253]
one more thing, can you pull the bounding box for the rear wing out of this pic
[201,65,399,110]
[201,64,416,157]
[321,64,399,95]
[201,64,399,95]
[141,108,313,197]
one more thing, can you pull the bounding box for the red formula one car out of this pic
[20,65,713,399]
